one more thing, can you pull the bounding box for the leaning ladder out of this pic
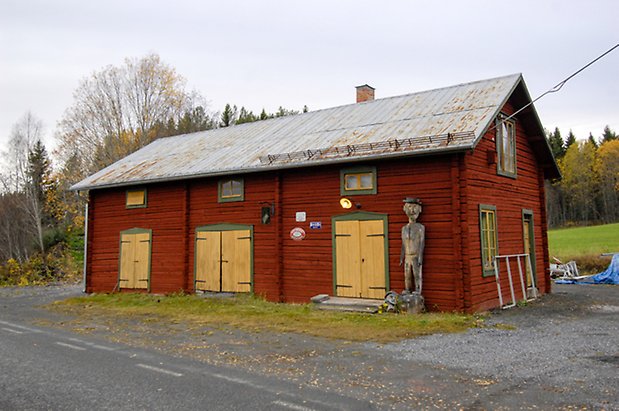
[493,253,538,309]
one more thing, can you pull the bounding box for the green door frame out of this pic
[194,223,254,293]
[331,211,389,297]
[522,209,536,286]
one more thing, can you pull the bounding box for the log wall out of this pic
[462,101,550,311]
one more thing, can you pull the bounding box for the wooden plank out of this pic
[119,233,135,288]
[221,230,251,293]
[360,220,386,299]
[134,233,150,289]
[335,220,360,298]
[195,231,220,291]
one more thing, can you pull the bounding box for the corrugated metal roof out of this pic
[72,73,523,191]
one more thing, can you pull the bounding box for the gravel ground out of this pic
[382,284,619,409]
[2,282,618,410]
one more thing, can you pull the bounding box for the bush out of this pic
[43,226,67,250]
[0,244,82,287]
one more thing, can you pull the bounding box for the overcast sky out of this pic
[1,0,617,155]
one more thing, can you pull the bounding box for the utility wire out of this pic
[496,43,619,127]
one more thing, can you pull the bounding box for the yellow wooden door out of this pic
[195,231,221,291]
[119,233,136,288]
[133,232,150,289]
[335,221,361,297]
[523,218,534,287]
[221,230,251,292]
[359,220,386,299]
[119,232,150,289]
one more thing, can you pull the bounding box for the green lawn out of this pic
[548,222,619,259]
[51,292,479,343]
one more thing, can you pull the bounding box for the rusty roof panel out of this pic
[72,73,522,190]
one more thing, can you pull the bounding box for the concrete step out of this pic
[311,294,382,314]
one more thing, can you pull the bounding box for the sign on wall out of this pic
[289,227,306,241]
[309,221,322,229]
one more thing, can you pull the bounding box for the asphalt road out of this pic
[1,283,618,410]
[0,290,372,411]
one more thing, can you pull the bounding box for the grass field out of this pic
[51,292,480,343]
[548,222,619,259]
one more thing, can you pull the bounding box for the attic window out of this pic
[496,114,517,177]
[218,178,244,203]
[340,166,377,195]
[126,189,147,208]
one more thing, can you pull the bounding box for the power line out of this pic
[499,43,619,126]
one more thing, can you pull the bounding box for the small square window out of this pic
[126,189,147,208]
[340,167,377,196]
[218,178,244,202]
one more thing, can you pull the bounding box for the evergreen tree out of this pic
[564,130,577,150]
[547,127,565,159]
[236,107,258,124]
[220,104,237,127]
[177,106,214,134]
[27,140,51,209]
[588,132,598,148]
[601,125,617,143]
[26,139,55,258]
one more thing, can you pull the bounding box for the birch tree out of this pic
[56,53,200,181]
[1,112,42,192]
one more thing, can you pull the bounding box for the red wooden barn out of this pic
[72,74,560,312]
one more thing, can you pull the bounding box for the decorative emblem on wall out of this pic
[289,227,306,241]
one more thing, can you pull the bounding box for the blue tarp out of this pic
[556,254,619,285]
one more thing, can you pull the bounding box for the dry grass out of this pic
[51,292,479,343]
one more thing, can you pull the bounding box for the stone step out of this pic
[311,294,382,314]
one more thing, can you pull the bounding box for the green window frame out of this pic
[496,114,517,178]
[479,204,498,277]
[126,188,147,208]
[218,178,244,203]
[340,166,377,196]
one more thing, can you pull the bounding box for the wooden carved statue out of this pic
[400,197,425,294]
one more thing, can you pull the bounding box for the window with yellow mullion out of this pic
[479,205,498,276]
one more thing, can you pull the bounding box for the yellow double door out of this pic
[195,229,251,293]
[334,220,386,299]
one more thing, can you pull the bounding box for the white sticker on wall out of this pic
[296,212,306,222]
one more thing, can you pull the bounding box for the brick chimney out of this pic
[356,84,375,103]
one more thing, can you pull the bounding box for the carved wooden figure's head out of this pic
[403,198,422,223]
